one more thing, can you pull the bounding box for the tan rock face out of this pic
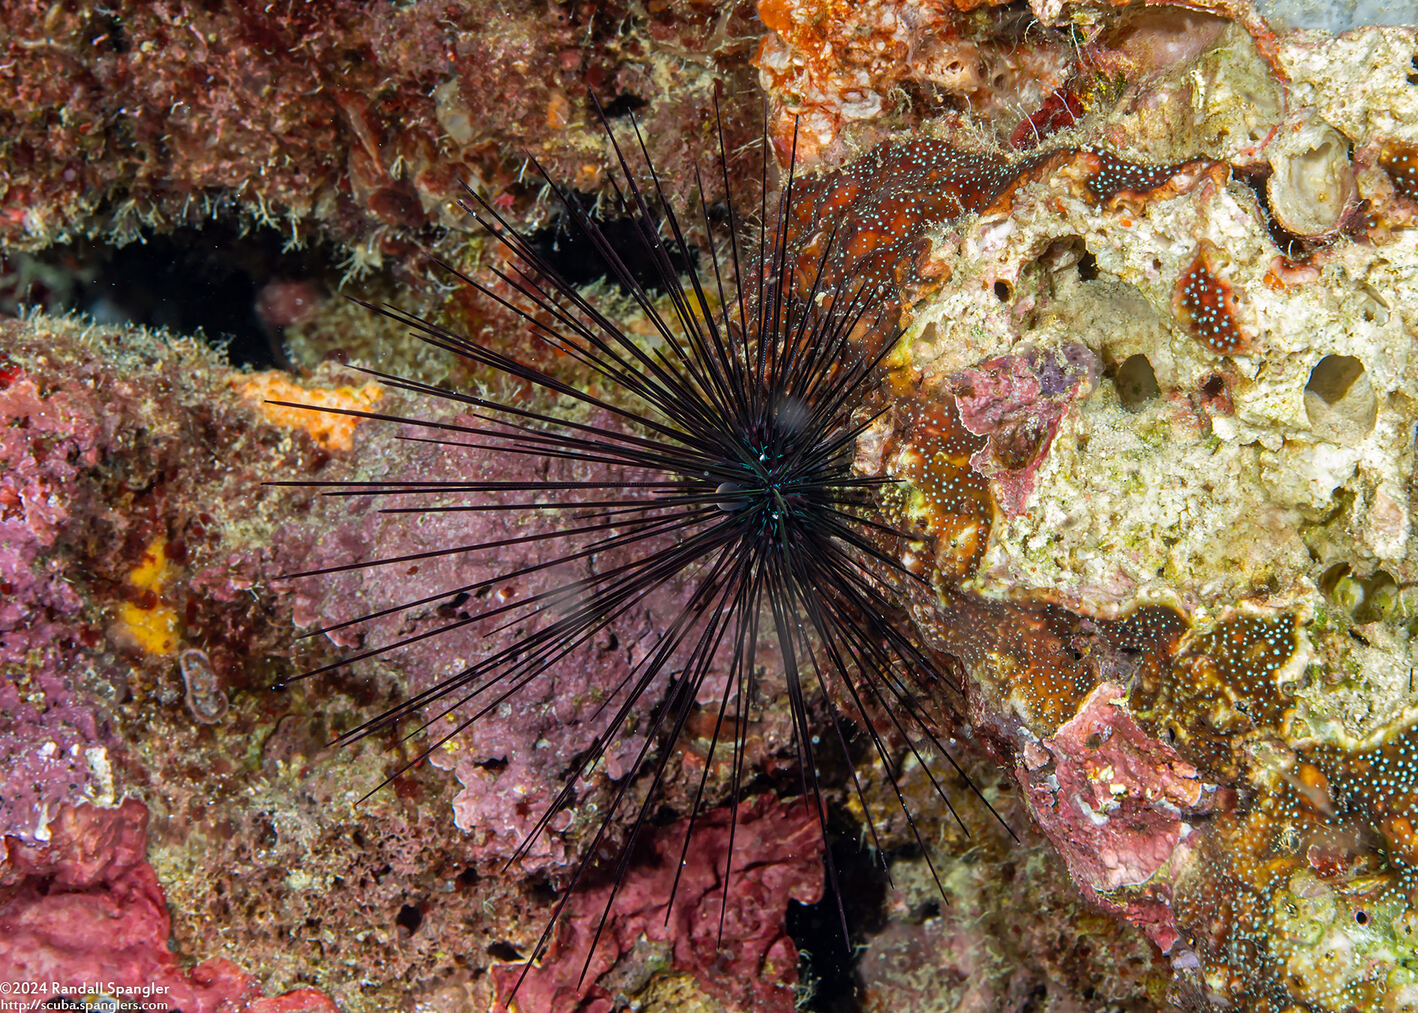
[764,2,1417,1008]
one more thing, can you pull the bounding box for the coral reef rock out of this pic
[760,0,1418,1009]
[3,0,1418,1010]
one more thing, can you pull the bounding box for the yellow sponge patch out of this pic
[118,536,179,656]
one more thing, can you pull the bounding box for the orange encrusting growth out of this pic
[1082,148,1227,208]
[1175,240,1251,354]
[238,373,383,451]
[887,400,993,581]
[1380,144,1418,200]
[1132,614,1298,780]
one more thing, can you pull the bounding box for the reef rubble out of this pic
[1,1,1416,1011]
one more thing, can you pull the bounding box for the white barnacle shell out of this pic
[1264,115,1357,239]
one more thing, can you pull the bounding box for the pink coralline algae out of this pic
[0,317,812,1008]
[491,796,822,1013]
[1018,683,1216,961]
[0,799,337,1012]
[278,407,787,877]
[275,422,607,872]
[0,366,106,663]
[0,364,115,842]
[948,344,1100,516]
[0,319,425,1006]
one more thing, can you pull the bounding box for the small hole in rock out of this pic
[396,903,423,935]
[1359,284,1391,324]
[601,92,647,118]
[1114,354,1159,410]
[1306,354,1363,404]
[1304,355,1376,445]
[488,941,524,961]
[1035,235,1090,276]
[993,279,1013,301]
[1078,251,1099,280]
[1318,562,1351,597]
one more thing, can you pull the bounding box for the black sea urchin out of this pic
[271,96,996,999]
